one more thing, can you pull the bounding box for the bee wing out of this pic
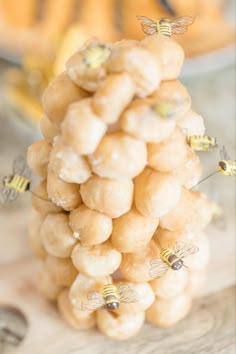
[12,156,27,175]
[149,259,169,278]
[0,187,19,204]
[136,16,157,35]
[171,16,194,34]
[81,291,105,311]
[173,241,199,259]
[220,146,230,161]
[171,16,194,26]
[118,285,140,303]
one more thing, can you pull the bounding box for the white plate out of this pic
[181,42,235,78]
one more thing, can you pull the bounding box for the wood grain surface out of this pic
[0,258,235,354]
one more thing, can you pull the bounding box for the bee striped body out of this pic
[218,160,236,176]
[188,135,218,152]
[102,284,120,310]
[84,46,110,69]
[4,175,30,193]
[160,248,184,271]
[156,19,172,37]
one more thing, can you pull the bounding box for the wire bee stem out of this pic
[191,170,219,191]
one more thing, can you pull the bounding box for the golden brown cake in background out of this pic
[121,0,235,57]
[0,0,234,60]
[0,0,118,59]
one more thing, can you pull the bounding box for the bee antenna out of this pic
[191,170,219,190]
[183,263,189,269]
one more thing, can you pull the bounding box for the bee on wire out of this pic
[187,135,218,152]
[191,146,236,190]
[0,156,47,204]
[137,15,194,37]
[80,283,139,311]
[149,241,199,279]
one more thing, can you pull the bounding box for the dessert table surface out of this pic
[0,62,235,354]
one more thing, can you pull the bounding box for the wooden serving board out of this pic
[0,258,235,354]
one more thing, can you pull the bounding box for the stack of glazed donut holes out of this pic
[27,33,213,340]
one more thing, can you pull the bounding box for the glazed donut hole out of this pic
[49,136,91,184]
[178,110,206,137]
[69,204,112,246]
[47,169,81,211]
[45,256,78,287]
[120,98,176,143]
[31,179,62,217]
[58,289,96,330]
[119,240,160,283]
[147,127,188,172]
[134,168,182,218]
[80,175,133,218]
[71,241,122,277]
[107,43,161,98]
[146,293,192,328]
[69,273,111,310]
[40,213,77,258]
[96,310,145,340]
[111,39,139,50]
[40,115,60,141]
[171,148,202,189]
[61,98,107,155]
[27,139,52,177]
[114,281,155,316]
[92,73,135,124]
[42,71,89,128]
[28,208,47,259]
[154,227,194,248]
[185,270,207,298]
[160,188,213,232]
[88,132,147,180]
[150,80,192,118]
[111,207,159,253]
[141,35,184,80]
[150,269,188,300]
[66,40,111,92]
[36,264,63,301]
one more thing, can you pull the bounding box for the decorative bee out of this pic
[150,241,199,278]
[187,135,218,152]
[83,43,111,69]
[151,102,175,119]
[218,145,236,176]
[191,146,236,190]
[81,284,139,311]
[137,15,194,37]
[0,156,46,204]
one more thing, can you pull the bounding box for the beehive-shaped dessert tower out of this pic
[27,26,213,340]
